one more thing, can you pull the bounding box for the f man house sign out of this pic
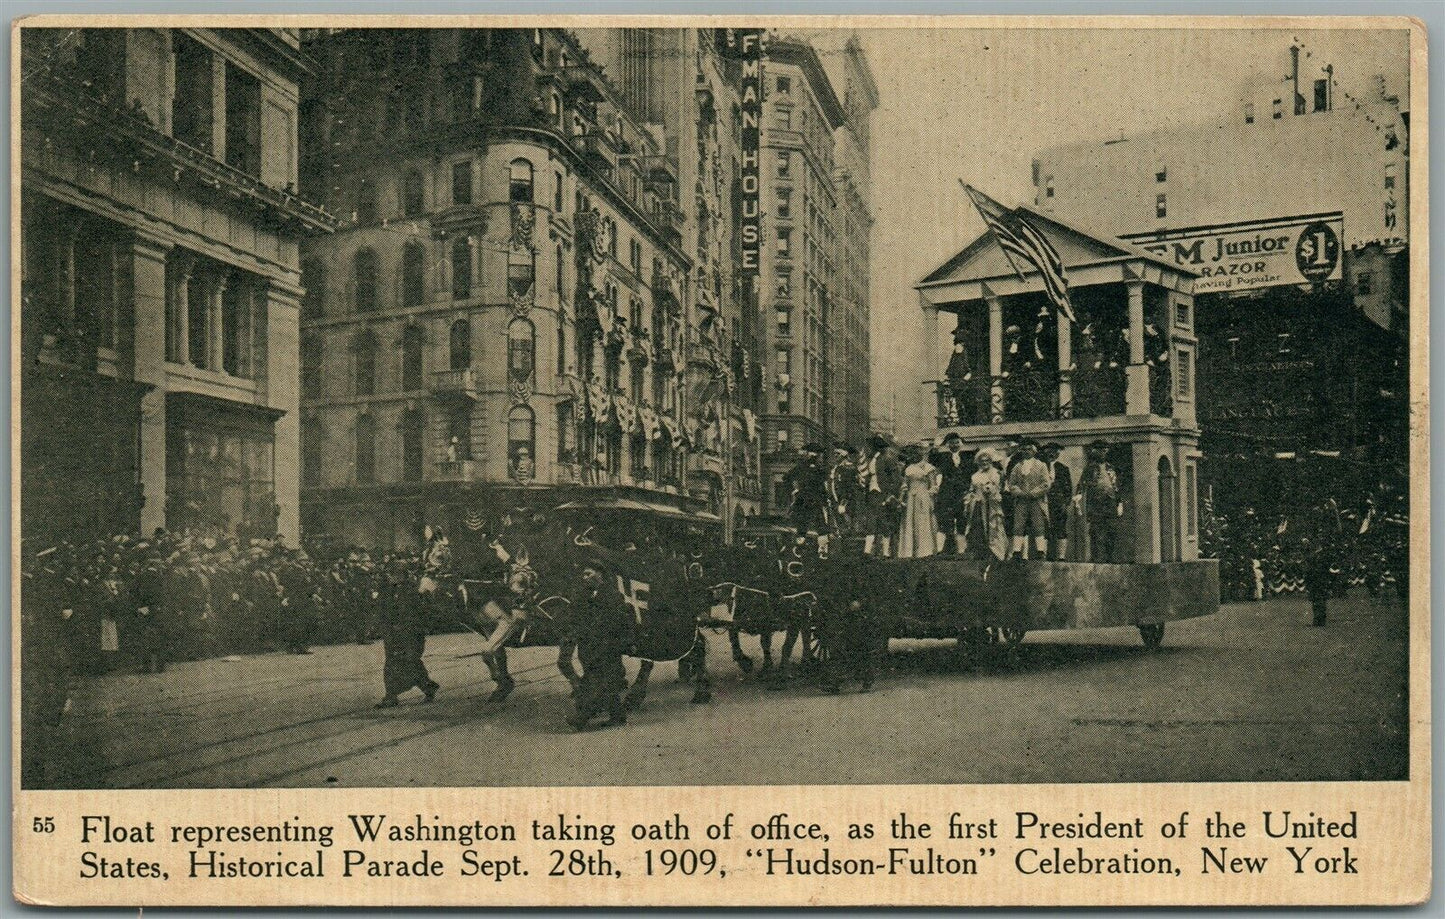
[1120,212,1343,294]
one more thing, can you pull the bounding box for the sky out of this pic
[846,25,1411,439]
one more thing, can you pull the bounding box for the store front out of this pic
[164,393,282,541]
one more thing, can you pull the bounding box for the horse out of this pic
[440,518,715,709]
[695,538,822,686]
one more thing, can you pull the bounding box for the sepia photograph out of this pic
[16,19,1415,800]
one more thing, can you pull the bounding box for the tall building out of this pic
[756,35,875,519]
[20,28,333,546]
[1032,43,1409,331]
[297,29,705,549]
[1027,42,1409,515]
[575,28,765,529]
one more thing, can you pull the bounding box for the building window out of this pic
[509,158,534,203]
[776,76,790,94]
[1314,78,1329,113]
[1357,271,1374,295]
[1185,461,1198,538]
[355,413,376,483]
[224,64,262,178]
[449,318,471,370]
[776,188,791,220]
[776,274,791,298]
[1155,166,1167,183]
[777,227,791,257]
[556,243,566,300]
[607,219,618,259]
[187,275,209,367]
[401,324,423,390]
[554,171,564,211]
[448,410,471,460]
[776,429,789,449]
[508,318,535,385]
[402,242,426,308]
[630,432,648,480]
[777,308,790,335]
[1174,299,1191,328]
[451,236,472,300]
[776,108,791,130]
[302,425,322,486]
[172,34,214,153]
[301,260,325,320]
[401,408,424,482]
[355,181,377,224]
[1272,98,1282,120]
[1384,164,1396,189]
[556,317,567,375]
[1045,178,1054,198]
[777,151,791,178]
[629,238,642,274]
[451,161,473,206]
[1176,347,1192,399]
[354,332,377,396]
[507,406,535,476]
[220,281,247,377]
[557,401,574,463]
[1155,193,1167,219]
[354,248,378,312]
[1244,102,1255,124]
[403,170,425,216]
[300,334,322,399]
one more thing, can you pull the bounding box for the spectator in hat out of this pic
[1006,439,1051,559]
[935,432,971,554]
[828,446,860,538]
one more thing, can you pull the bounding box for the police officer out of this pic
[566,556,634,731]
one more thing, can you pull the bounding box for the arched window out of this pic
[509,158,534,203]
[451,235,472,300]
[300,334,322,400]
[354,248,378,313]
[508,318,535,383]
[402,241,426,308]
[401,324,423,390]
[354,331,378,396]
[449,318,471,370]
[507,405,535,477]
[301,259,325,320]
[402,170,425,217]
[401,407,425,482]
[355,412,376,483]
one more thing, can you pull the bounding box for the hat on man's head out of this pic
[1087,438,1110,454]
[1040,442,1063,455]
[942,432,963,445]
[803,442,824,455]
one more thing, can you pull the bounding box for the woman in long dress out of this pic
[963,449,1008,561]
[896,446,941,559]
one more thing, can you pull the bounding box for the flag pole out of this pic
[960,179,1028,282]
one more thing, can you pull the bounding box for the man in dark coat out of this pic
[566,558,635,730]
[375,561,440,708]
[1303,497,1342,627]
[935,433,971,554]
[1040,443,1074,560]
[864,435,904,557]
[828,446,861,537]
[784,444,830,544]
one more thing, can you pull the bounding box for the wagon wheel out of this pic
[1138,623,1165,651]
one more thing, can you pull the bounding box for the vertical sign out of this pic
[720,28,764,280]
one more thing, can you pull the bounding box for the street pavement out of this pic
[47,592,1408,788]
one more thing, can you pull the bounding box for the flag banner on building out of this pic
[962,182,1076,323]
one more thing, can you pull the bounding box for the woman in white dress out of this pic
[896,445,941,559]
[963,449,1008,561]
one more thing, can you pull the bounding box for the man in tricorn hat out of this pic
[863,434,903,556]
[1005,439,1051,559]
[1079,439,1121,562]
[935,432,971,554]
[784,443,831,553]
[1040,443,1073,560]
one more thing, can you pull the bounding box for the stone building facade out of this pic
[20,27,331,545]
[297,28,704,549]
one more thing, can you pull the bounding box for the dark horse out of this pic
[440,516,715,708]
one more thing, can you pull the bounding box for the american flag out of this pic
[962,182,1076,324]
